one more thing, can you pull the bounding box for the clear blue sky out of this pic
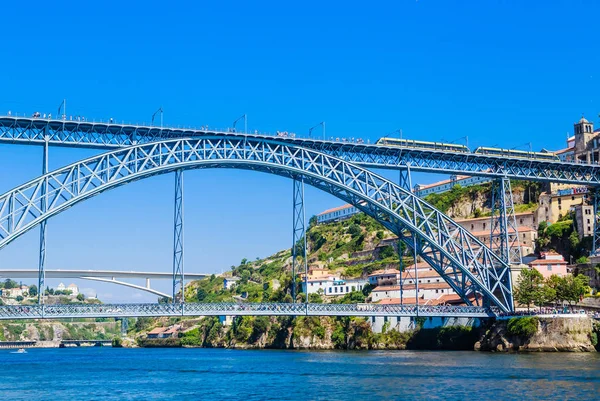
[0,1,599,301]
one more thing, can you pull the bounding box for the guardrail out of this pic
[0,303,495,319]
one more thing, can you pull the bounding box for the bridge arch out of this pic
[0,137,513,312]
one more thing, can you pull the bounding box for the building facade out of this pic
[528,252,569,278]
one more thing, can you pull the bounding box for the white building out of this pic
[67,283,79,296]
[368,268,400,286]
[57,282,66,291]
[301,276,368,297]
[413,175,491,197]
[223,277,240,290]
[370,262,457,303]
[316,204,360,224]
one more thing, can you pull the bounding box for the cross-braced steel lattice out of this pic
[291,178,308,303]
[0,302,495,320]
[489,177,522,265]
[397,165,417,305]
[38,139,48,304]
[173,169,184,302]
[1,116,600,185]
[0,137,514,311]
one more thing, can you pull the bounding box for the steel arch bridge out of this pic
[0,137,513,312]
[1,116,600,184]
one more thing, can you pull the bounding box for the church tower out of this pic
[573,116,594,153]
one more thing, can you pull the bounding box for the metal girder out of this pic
[1,116,600,185]
[0,302,495,320]
[398,165,414,305]
[490,178,522,265]
[38,139,48,304]
[173,169,184,302]
[0,137,514,312]
[291,178,307,302]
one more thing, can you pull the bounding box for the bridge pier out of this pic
[489,177,521,265]
[38,136,49,304]
[398,165,418,306]
[292,178,308,303]
[172,169,184,302]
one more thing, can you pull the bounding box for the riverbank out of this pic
[132,315,599,352]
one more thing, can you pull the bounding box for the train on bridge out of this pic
[375,137,560,161]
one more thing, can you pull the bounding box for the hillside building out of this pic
[528,251,569,278]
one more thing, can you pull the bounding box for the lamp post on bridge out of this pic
[57,99,66,120]
[152,107,163,128]
[308,122,325,140]
[233,114,247,134]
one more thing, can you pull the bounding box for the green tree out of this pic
[378,245,395,260]
[76,293,85,302]
[533,284,555,311]
[197,289,207,302]
[3,279,18,289]
[515,268,544,311]
[28,285,38,297]
[15,295,24,302]
[348,224,362,238]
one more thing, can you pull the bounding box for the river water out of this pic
[1,348,598,400]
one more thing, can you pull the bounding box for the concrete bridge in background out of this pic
[0,270,209,298]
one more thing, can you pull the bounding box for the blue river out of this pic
[1,348,599,400]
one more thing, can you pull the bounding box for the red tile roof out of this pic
[148,327,168,335]
[368,269,400,277]
[317,203,355,216]
[528,259,568,265]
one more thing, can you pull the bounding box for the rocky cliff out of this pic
[475,316,597,352]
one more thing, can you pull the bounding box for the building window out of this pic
[334,287,338,293]
[483,223,486,229]
[471,224,474,230]
[346,286,349,292]
[520,219,523,224]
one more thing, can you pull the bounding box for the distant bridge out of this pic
[0,269,209,298]
[0,303,496,320]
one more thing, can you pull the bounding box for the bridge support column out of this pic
[120,318,129,336]
[398,165,416,306]
[490,177,521,265]
[172,169,184,303]
[38,138,49,304]
[292,178,308,303]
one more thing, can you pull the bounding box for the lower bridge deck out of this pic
[0,303,496,320]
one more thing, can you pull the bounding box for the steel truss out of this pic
[291,178,307,302]
[1,116,599,185]
[0,137,513,311]
[173,169,184,302]
[0,302,495,320]
[490,177,522,265]
[397,165,416,305]
[38,139,48,304]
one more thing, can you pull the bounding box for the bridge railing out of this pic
[0,303,495,319]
